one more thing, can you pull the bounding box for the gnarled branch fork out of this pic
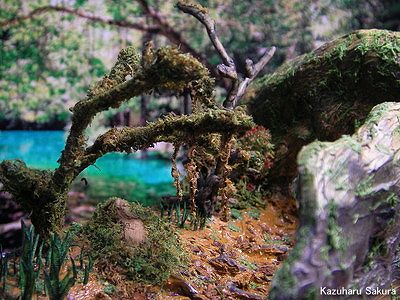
[177,1,276,109]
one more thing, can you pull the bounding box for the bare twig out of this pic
[177,0,276,109]
[176,2,234,67]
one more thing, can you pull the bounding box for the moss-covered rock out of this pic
[247,29,400,186]
[269,102,400,299]
[83,198,187,284]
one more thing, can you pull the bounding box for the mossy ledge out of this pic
[247,29,400,185]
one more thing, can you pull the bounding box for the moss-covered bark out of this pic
[0,45,254,238]
[247,29,400,186]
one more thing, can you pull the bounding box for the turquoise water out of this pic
[0,131,174,202]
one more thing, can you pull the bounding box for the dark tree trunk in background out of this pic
[182,89,191,115]
[140,29,153,159]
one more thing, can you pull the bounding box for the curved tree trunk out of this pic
[269,102,400,299]
[248,29,400,187]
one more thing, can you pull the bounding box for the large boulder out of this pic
[248,29,400,186]
[269,102,400,299]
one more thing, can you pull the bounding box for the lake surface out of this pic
[0,131,174,204]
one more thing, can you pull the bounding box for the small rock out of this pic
[190,245,202,254]
[227,282,264,300]
[165,275,199,298]
[209,253,245,275]
[258,264,275,276]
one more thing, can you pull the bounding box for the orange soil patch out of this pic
[159,193,298,299]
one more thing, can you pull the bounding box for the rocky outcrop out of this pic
[247,29,400,186]
[269,102,400,299]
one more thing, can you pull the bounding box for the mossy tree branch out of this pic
[0,42,253,237]
[53,45,216,188]
[79,109,253,176]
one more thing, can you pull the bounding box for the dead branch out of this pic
[177,0,276,109]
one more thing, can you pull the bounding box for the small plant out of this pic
[82,255,93,285]
[103,282,117,295]
[234,126,274,178]
[19,220,43,300]
[264,234,284,245]
[43,232,77,300]
[239,257,257,270]
[73,248,93,284]
[0,223,91,299]
[228,223,241,232]
[230,208,243,220]
[248,208,261,220]
[160,196,190,228]
[232,180,266,209]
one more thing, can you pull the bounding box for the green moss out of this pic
[87,46,141,98]
[319,245,330,261]
[355,175,374,198]
[340,135,361,154]
[249,29,400,143]
[364,237,388,271]
[355,30,400,62]
[238,257,257,270]
[297,171,318,227]
[303,287,317,300]
[264,234,285,245]
[248,208,261,220]
[386,193,399,206]
[326,200,347,253]
[297,141,326,167]
[362,102,390,128]
[83,198,187,284]
[230,208,243,220]
[228,223,241,232]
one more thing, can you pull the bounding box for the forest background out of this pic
[1,0,398,131]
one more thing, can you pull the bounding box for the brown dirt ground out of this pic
[67,193,298,299]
